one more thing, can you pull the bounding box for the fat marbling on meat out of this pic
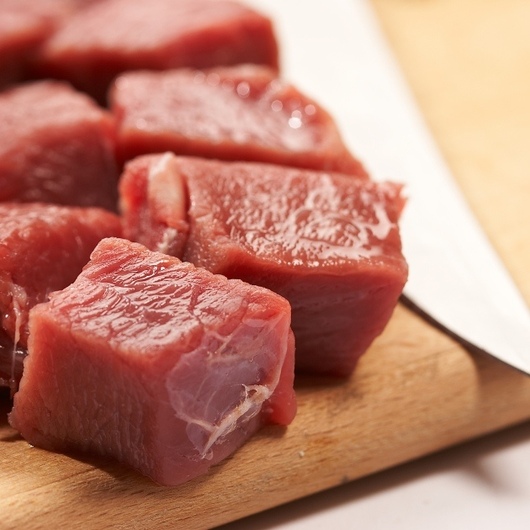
[119,153,408,377]
[9,237,296,486]
[119,153,190,258]
[110,64,368,176]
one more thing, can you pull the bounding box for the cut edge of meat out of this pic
[8,237,296,485]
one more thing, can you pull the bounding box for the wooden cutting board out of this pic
[2,0,530,528]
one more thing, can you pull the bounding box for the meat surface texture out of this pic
[119,154,408,377]
[35,0,279,103]
[110,65,368,176]
[0,0,101,88]
[0,81,119,210]
[9,237,296,486]
[0,203,122,391]
[0,8,52,89]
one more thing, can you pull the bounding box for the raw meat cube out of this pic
[9,237,296,486]
[110,65,368,176]
[0,0,100,88]
[0,81,119,210]
[119,154,407,376]
[0,203,122,391]
[0,9,51,89]
[35,0,280,103]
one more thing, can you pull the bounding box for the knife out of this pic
[247,0,530,374]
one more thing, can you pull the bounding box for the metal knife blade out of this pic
[247,0,530,373]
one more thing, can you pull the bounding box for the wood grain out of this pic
[371,0,530,302]
[2,1,530,528]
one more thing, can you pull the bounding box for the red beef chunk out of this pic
[0,81,119,210]
[9,237,296,486]
[34,0,280,103]
[0,9,51,89]
[0,0,100,89]
[0,203,122,391]
[110,65,368,176]
[119,154,408,377]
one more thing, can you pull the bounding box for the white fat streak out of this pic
[147,152,186,221]
[10,285,26,396]
[170,312,287,460]
[185,383,273,459]
[156,227,179,254]
[147,152,187,255]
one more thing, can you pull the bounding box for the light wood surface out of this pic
[2,1,530,528]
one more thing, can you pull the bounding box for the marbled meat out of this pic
[9,237,296,486]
